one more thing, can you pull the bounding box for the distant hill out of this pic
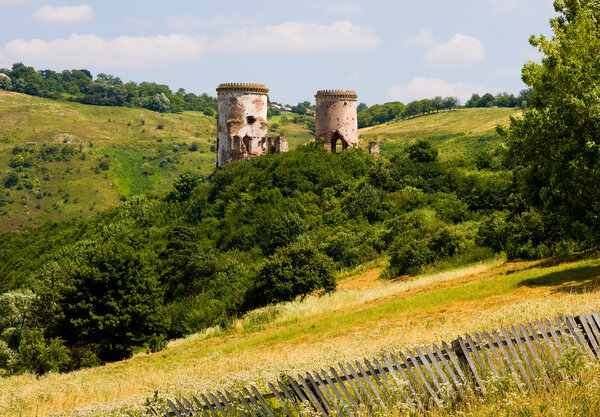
[0,91,311,231]
[0,91,517,232]
[359,107,520,160]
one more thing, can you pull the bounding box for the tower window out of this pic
[247,115,257,124]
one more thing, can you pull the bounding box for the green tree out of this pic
[500,0,600,245]
[167,170,203,202]
[50,243,166,362]
[407,140,438,163]
[254,243,335,304]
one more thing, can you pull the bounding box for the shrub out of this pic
[407,140,438,163]
[253,242,335,304]
[3,172,18,188]
[167,171,203,202]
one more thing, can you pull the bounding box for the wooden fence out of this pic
[144,310,600,417]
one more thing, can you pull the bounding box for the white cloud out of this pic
[32,5,93,24]
[408,30,435,48]
[425,33,484,66]
[211,21,378,52]
[491,0,522,15]
[0,0,30,5]
[0,34,207,67]
[388,77,485,103]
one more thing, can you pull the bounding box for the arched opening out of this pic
[331,131,345,154]
[242,135,251,153]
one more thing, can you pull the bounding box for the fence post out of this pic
[451,338,471,381]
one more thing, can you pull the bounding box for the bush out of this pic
[253,242,335,304]
[260,211,307,255]
[167,171,203,202]
[50,242,166,361]
[388,239,435,277]
[3,172,18,188]
[407,140,438,163]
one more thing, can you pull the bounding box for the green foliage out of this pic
[254,242,335,304]
[407,140,438,163]
[384,211,467,277]
[499,0,600,254]
[49,242,166,362]
[3,172,18,188]
[167,171,203,202]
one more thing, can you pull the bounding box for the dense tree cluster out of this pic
[0,142,516,375]
[464,90,533,109]
[0,63,217,115]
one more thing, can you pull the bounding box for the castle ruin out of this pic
[314,90,358,153]
[216,83,288,168]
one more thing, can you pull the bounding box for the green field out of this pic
[0,91,313,231]
[359,108,520,160]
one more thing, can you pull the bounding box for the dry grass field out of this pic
[2,253,600,417]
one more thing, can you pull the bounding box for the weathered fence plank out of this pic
[382,354,417,408]
[482,331,506,377]
[456,336,485,393]
[404,350,441,405]
[330,366,361,412]
[157,310,600,417]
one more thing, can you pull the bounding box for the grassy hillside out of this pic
[2,254,600,417]
[359,108,520,160]
[0,91,313,232]
[0,92,518,232]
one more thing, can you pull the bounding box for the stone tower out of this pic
[315,90,358,153]
[216,83,270,168]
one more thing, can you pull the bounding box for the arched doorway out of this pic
[331,131,345,154]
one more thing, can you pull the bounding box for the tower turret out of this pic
[216,83,270,167]
[314,90,358,153]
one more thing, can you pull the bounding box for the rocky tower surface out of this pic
[216,83,269,168]
[314,90,358,153]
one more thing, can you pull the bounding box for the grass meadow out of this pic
[359,108,520,160]
[2,253,600,417]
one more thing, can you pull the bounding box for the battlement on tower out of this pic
[315,90,357,101]
[217,83,269,95]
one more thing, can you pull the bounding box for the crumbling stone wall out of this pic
[368,141,380,159]
[314,90,358,153]
[216,83,271,168]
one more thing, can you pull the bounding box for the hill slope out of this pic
[2,254,599,417]
[359,107,520,160]
[0,91,312,231]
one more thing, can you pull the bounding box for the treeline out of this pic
[0,63,217,115]
[465,90,533,108]
[356,90,533,128]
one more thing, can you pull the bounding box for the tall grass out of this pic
[2,255,600,417]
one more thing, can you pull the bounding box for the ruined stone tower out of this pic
[216,83,270,168]
[315,90,358,153]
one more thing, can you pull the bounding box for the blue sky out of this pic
[0,0,555,105]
